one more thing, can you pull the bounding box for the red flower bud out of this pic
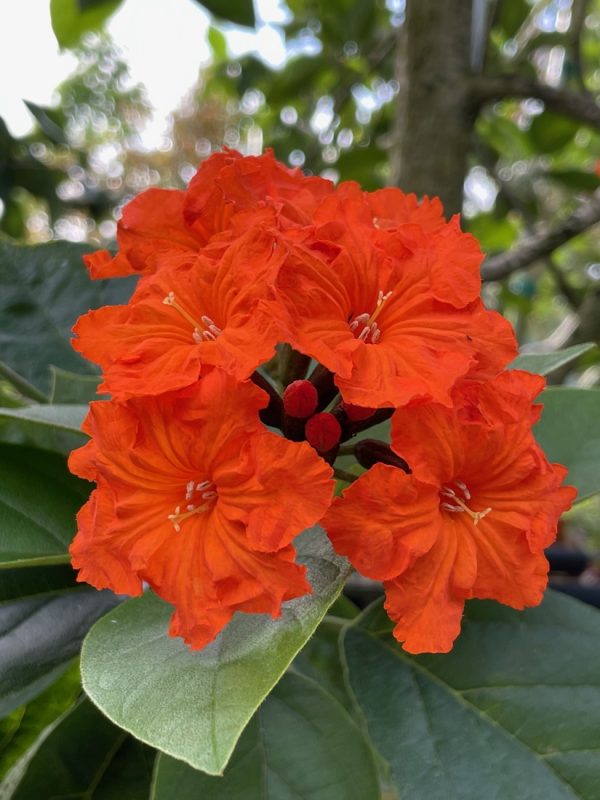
[283,380,319,419]
[305,412,342,453]
[342,402,376,422]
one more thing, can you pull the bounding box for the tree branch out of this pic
[481,193,600,281]
[470,75,600,131]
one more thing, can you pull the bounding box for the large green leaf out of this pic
[151,671,380,799]
[535,388,600,500]
[510,343,595,376]
[50,0,124,49]
[0,405,87,454]
[0,240,134,394]
[342,591,600,800]
[1,698,152,799]
[0,589,119,717]
[81,527,351,775]
[195,0,255,27]
[0,444,88,568]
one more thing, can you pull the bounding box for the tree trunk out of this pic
[392,0,474,216]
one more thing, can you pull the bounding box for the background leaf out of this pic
[510,343,595,376]
[0,241,134,395]
[0,663,80,781]
[0,589,119,717]
[50,0,124,49]
[0,565,79,605]
[342,591,600,800]
[81,527,351,775]
[151,671,380,799]
[535,388,600,500]
[2,698,153,799]
[0,444,88,567]
[0,406,87,454]
[195,0,255,27]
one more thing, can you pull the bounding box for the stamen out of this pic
[163,292,222,344]
[348,291,393,344]
[455,479,471,499]
[440,481,492,526]
[441,502,463,513]
[168,480,217,531]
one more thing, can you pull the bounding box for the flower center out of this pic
[163,292,223,343]
[348,290,392,344]
[439,480,492,526]
[167,479,217,532]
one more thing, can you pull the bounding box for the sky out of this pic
[0,0,288,140]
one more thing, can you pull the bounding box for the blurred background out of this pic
[1,0,600,585]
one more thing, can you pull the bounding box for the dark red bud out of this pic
[283,380,319,419]
[341,402,376,422]
[305,412,342,453]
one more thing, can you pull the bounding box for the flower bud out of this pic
[305,412,342,453]
[283,380,319,419]
[341,402,376,422]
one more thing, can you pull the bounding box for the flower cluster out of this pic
[70,148,576,653]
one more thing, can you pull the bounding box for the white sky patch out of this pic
[0,0,77,136]
[0,0,290,142]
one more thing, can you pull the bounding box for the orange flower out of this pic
[183,147,334,242]
[69,370,334,649]
[322,372,576,653]
[73,229,284,400]
[84,188,204,280]
[275,229,516,408]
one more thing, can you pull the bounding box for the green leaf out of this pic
[2,698,153,799]
[0,444,88,568]
[0,663,80,780]
[342,591,600,800]
[530,110,580,153]
[207,26,228,62]
[546,170,600,192]
[50,0,124,49]
[50,367,104,404]
[81,527,351,775]
[509,343,595,376]
[0,564,79,605]
[0,590,119,717]
[535,388,600,500]
[0,240,134,394]
[195,0,255,27]
[496,0,530,37]
[293,616,355,710]
[23,102,67,146]
[151,671,380,798]
[0,405,87,454]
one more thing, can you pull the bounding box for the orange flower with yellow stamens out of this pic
[322,371,576,654]
[275,231,516,408]
[69,370,335,649]
[72,229,285,400]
